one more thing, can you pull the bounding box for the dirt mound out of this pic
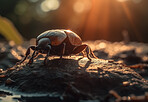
[2,56,148,100]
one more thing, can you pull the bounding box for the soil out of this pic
[0,40,148,102]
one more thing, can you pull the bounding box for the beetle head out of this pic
[36,38,51,53]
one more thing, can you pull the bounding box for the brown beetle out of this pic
[18,29,98,65]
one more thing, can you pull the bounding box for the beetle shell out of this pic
[37,30,67,46]
[64,30,82,46]
[37,29,82,46]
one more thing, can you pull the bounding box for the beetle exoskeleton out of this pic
[18,29,98,65]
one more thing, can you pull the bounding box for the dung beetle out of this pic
[18,29,98,65]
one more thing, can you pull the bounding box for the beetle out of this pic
[18,29,98,65]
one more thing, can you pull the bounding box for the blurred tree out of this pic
[0,16,23,44]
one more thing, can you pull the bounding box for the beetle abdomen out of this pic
[37,30,67,46]
[64,30,82,46]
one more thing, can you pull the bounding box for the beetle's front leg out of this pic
[28,50,38,64]
[16,46,36,65]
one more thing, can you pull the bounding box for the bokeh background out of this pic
[0,0,148,43]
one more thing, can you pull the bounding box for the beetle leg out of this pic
[60,43,66,59]
[44,51,50,65]
[72,44,87,55]
[85,45,98,60]
[88,46,98,59]
[28,50,37,64]
[81,51,86,57]
[34,51,39,58]
[72,44,98,60]
[29,51,39,62]
[16,46,36,65]
[44,45,51,65]
[72,44,90,59]
[85,46,91,60]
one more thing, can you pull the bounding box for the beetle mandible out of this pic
[18,29,98,65]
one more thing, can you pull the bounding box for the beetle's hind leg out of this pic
[85,45,98,59]
[16,46,36,65]
[72,44,98,60]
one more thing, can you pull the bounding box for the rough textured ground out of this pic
[1,56,148,101]
[0,40,148,102]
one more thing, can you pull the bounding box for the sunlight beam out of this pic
[82,0,110,41]
[121,2,142,41]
